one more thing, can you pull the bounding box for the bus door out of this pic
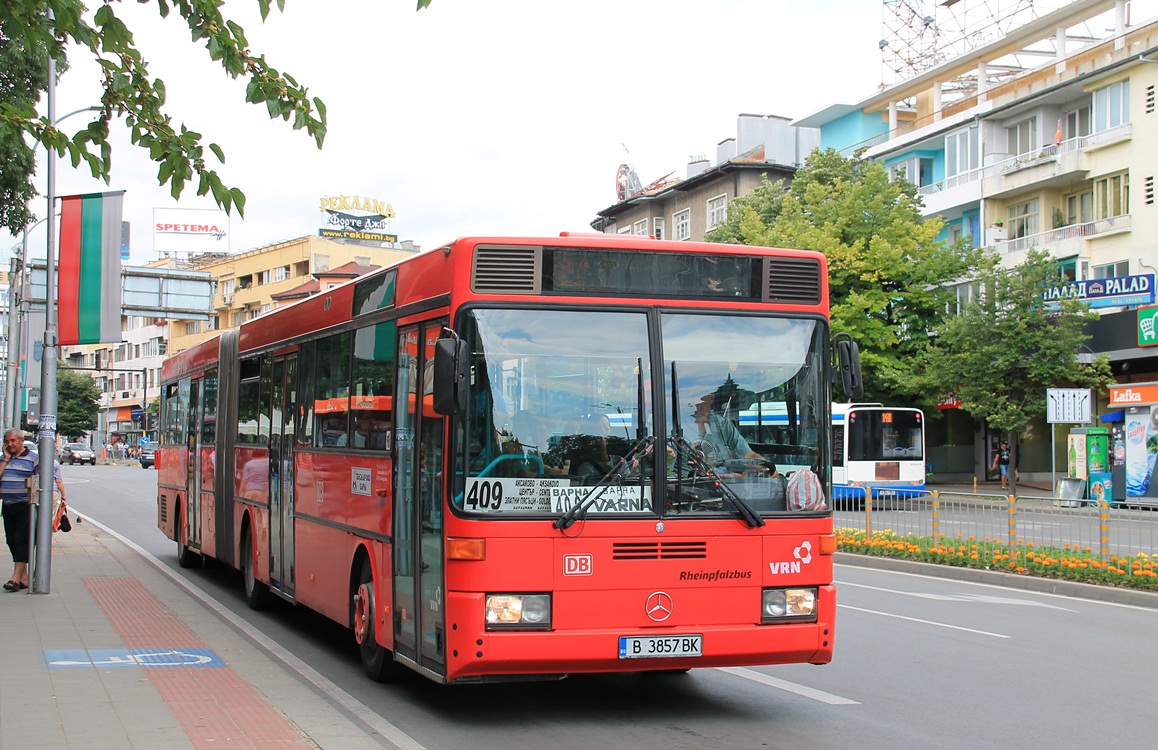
[268,354,298,595]
[186,377,203,550]
[392,321,446,674]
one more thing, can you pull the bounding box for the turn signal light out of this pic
[447,537,486,560]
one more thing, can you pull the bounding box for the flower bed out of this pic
[836,528,1158,591]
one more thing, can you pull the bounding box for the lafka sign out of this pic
[153,207,229,255]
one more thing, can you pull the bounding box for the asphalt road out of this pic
[61,463,1158,750]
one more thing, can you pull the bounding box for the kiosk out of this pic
[1108,382,1158,506]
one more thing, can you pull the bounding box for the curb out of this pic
[834,552,1158,609]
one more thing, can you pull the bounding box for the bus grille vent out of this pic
[471,245,542,294]
[764,257,822,304]
[612,541,707,560]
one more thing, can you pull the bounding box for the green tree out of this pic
[0,17,50,235]
[917,248,1113,498]
[0,1,432,236]
[57,367,100,440]
[719,149,982,404]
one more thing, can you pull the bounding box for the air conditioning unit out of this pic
[222,292,234,305]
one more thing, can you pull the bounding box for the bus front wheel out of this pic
[353,558,402,682]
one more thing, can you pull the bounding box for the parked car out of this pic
[140,442,159,469]
[61,442,97,466]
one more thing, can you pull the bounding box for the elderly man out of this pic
[690,394,761,463]
[1,428,38,591]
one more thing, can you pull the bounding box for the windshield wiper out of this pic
[555,358,651,531]
[670,362,764,529]
[554,435,653,530]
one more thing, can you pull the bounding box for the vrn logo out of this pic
[769,542,812,574]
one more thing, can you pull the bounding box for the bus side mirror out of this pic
[433,337,469,415]
[834,334,864,401]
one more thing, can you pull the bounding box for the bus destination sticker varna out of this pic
[463,478,651,514]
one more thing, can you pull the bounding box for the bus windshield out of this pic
[456,308,829,518]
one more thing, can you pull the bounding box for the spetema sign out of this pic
[153,207,229,254]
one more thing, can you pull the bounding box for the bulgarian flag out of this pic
[58,190,124,345]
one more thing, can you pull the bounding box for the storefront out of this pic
[1108,382,1158,506]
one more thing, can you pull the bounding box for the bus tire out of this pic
[176,502,202,569]
[240,526,272,610]
[353,558,401,682]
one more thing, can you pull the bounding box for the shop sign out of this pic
[1109,383,1158,406]
[1043,273,1155,309]
[1138,307,1158,347]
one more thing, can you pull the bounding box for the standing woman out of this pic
[1,428,39,591]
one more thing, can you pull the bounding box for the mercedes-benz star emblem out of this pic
[645,591,673,622]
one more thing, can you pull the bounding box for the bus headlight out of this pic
[485,594,552,630]
[762,587,818,623]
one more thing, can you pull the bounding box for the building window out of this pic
[1007,117,1037,156]
[1007,199,1040,239]
[617,226,631,235]
[221,278,236,297]
[273,265,289,282]
[633,219,648,235]
[1093,261,1129,279]
[673,209,691,241]
[1093,173,1128,219]
[653,217,664,240]
[1066,191,1092,225]
[1093,80,1129,132]
[707,194,728,230]
[1065,106,1091,139]
[945,128,979,177]
[888,156,933,186]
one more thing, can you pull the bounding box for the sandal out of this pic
[3,580,19,592]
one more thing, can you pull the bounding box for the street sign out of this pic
[1047,388,1092,423]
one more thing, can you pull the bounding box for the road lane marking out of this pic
[716,667,860,704]
[839,581,1078,611]
[839,604,1010,638]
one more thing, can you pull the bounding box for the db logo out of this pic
[563,554,593,575]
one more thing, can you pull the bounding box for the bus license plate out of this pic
[618,635,702,659]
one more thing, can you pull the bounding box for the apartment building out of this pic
[591,114,820,241]
[795,0,1158,480]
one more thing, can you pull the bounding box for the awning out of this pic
[1100,410,1124,423]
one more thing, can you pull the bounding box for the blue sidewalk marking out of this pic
[44,648,226,669]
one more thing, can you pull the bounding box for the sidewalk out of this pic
[0,514,404,750]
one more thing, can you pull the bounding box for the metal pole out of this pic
[32,51,58,594]
[4,256,16,426]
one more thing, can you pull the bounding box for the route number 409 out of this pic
[465,480,504,510]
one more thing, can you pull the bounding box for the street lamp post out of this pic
[30,49,103,594]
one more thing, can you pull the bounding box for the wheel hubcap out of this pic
[354,583,373,644]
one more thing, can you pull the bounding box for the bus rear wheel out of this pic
[176,503,202,569]
[353,558,402,682]
[240,527,272,610]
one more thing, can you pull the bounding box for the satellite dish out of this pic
[616,164,644,201]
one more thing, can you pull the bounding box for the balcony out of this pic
[994,214,1131,254]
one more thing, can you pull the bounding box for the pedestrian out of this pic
[991,439,1020,490]
[1,428,39,591]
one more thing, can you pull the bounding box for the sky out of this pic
[7,0,886,264]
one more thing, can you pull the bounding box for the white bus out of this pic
[831,403,925,504]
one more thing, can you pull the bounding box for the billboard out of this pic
[153,207,229,255]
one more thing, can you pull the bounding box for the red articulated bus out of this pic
[157,234,862,684]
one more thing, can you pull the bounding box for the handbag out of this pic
[54,496,72,532]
